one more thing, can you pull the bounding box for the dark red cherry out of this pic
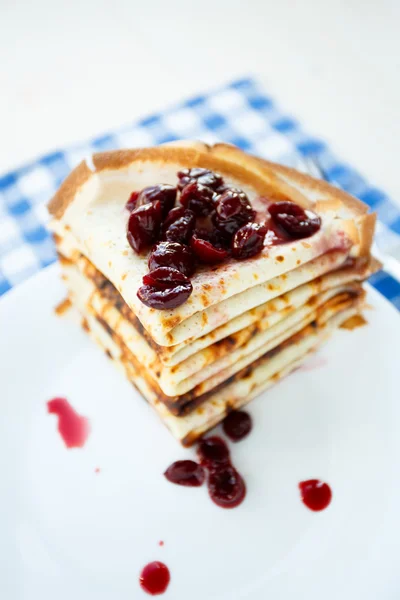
[126,191,140,211]
[208,464,246,508]
[222,410,252,442]
[180,182,215,216]
[148,241,195,277]
[231,222,267,259]
[163,209,196,245]
[268,201,321,238]
[162,206,186,230]
[214,188,255,238]
[164,460,205,487]
[137,267,192,309]
[191,234,228,264]
[193,226,231,250]
[197,436,230,469]
[215,189,253,220]
[127,200,162,253]
[177,168,223,191]
[136,184,177,217]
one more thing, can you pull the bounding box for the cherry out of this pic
[127,200,162,253]
[162,206,186,230]
[180,182,215,216]
[148,241,195,277]
[197,436,230,469]
[268,201,321,239]
[137,267,192,309]
[214,188,255,238]
[191,234,228,264]
[222,411,252,442]
[193,226,231,249]
[164,460,205,487]
[126,191,140,211]
[177,168,223,191]
[231,222,267,260]
[207,464,246,508]
[163,208,196,245]
[136,184,177,217]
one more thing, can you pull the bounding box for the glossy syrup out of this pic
[299,479,332,511]
[47,397,90,448]
[139,561,170,595]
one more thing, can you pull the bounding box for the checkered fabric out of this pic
[1,77,399,309]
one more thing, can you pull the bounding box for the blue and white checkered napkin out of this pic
[1,77,399,309]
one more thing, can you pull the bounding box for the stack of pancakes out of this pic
[49,142,378,445]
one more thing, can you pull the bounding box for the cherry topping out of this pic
[190,234,228,264]
[126,191,140,211]
[268,201,321,239]
[208,464,246,508]
[222,410,252,442]
[139,561,170,595]
[163,208,196,245]
[299,479,332,511]
[197,436,230,469]
[136,184,177,217]
[137,267,192,309]
[214,188,255,238]
[231,222,267,260]
[127,200,162,253]
[164,460,205,487]
[180,182,215,216]
[149,241,195,277]
[162,206,186,230]
[177,167,223,191]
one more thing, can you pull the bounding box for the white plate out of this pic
[1,265,400,600]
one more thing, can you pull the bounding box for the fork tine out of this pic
[301,155,327,181]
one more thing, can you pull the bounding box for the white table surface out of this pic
[1,0,400,206]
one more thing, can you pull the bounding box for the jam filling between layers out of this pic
[79,288,363,419]
[59,248,366,361]
[125,168,323,310]
[58,250,364,417]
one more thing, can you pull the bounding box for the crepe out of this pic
[48,141,378,445]
[60,251,373,401]
[72,299,363,445]
[49,142,375,346]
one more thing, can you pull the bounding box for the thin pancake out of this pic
[74,302,362,445]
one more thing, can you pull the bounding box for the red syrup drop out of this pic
[47,398,90,448]
[299,479,332,511]
[139,561,170,595]
[158,541,164,547]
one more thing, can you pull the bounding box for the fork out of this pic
[300,155,400,281]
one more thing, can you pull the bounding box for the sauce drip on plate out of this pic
[47,397,90,448]
[299,479,332,511]
[139,561,170,595]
